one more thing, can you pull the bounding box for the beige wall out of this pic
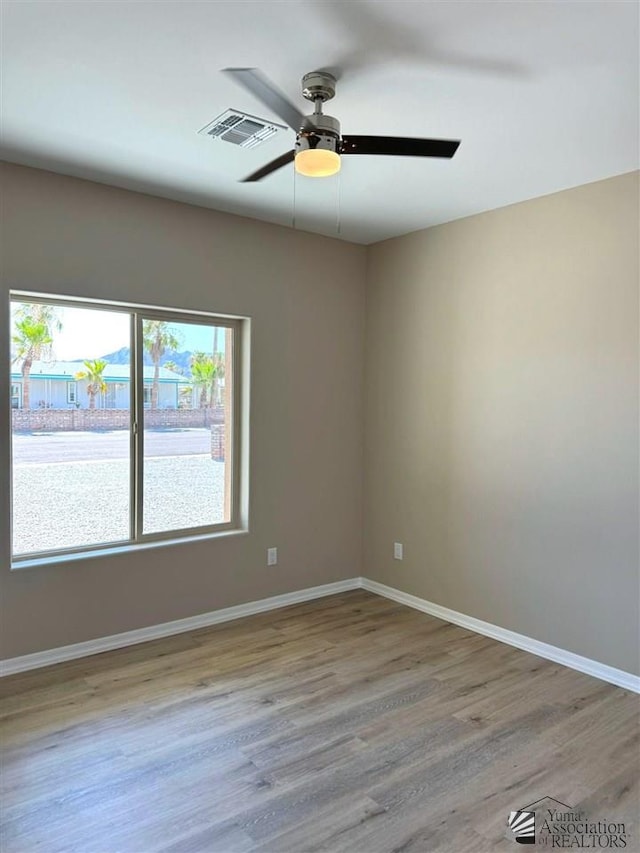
[364,172,639,675]
[2,164,638,676]
[0,162,366,658]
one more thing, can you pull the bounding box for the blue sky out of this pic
[12,304,225,360]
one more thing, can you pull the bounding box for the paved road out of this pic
[12,428,211,464]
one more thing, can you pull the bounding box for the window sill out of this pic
[11,528,249,571]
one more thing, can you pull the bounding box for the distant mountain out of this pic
[73,348,196,377]
[89,347,133,365]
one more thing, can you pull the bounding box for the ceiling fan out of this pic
[223,68,461,182]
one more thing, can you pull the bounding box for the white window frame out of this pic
[67,381,77,404]
[9,292,246,566]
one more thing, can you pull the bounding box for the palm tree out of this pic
[178,384,193,409]
[143,321,180,409]
[212,327,221,407]
[14,302,62,334]
[210,353,225,407]
[190,353,216,408]
[162,360,184,376]
[75,359,108,409]
[12,318,54,410]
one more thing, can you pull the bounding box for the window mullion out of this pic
[133,314,145,541]
[128,313,136,543]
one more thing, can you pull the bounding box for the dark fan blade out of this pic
[241,150,295,182]
[341,135,460,158]
[222,68,305,132]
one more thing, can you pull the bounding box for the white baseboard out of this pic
[0,578,361,677]
[361,578,640,694]
[2,575,638,694]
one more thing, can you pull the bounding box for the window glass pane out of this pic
[141,319,232,535]
[11,383,21,409]
[10,301,131,555]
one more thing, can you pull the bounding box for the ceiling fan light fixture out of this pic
[294,129,341,178]
[295,147,341,177]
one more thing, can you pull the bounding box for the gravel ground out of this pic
[144,456,225,535]
[12,455,225,555]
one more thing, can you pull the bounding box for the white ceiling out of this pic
[1,1,638,244]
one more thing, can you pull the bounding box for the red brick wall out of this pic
[12,407,225,432]
[210,424,226,461]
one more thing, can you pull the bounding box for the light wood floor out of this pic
[1,590,638,853]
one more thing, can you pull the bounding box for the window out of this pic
[9,294,243,562]
[105,382,126,409]
[11,383,22,409]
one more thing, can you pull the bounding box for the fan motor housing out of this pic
[295,132,340,157]
[301,71,336,103]
[301,112,340,137]
[297,112,341,156]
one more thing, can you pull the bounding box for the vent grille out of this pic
[199,109,286,149]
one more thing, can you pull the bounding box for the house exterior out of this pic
[10,361,190,409]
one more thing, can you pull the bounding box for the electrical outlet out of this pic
[394,542,403,560]
[267,547,278,566]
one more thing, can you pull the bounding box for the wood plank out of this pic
[1,590,637,853]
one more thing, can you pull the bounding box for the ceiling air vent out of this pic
[198,109,286,149]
